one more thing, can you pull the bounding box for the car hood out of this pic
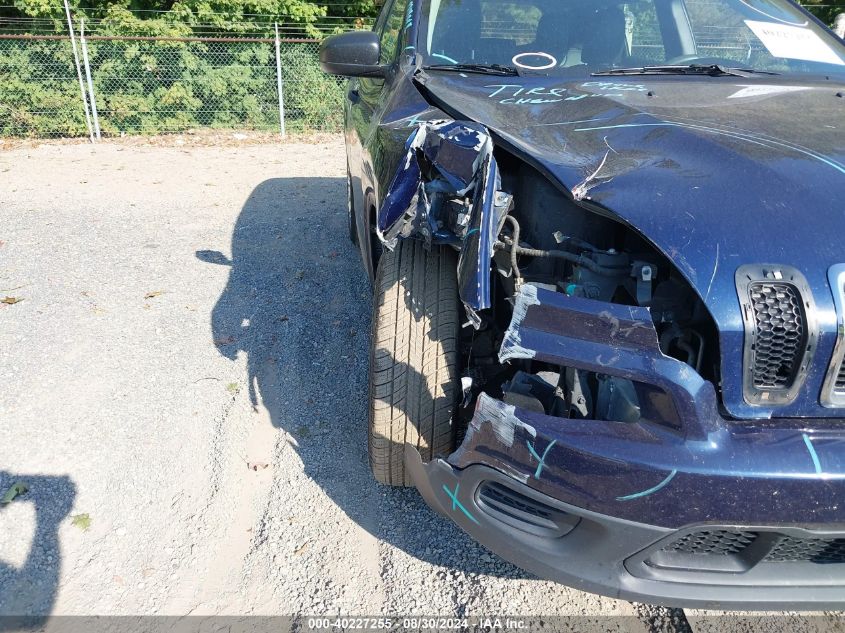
[415,71,845,418]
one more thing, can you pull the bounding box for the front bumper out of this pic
[406,446,845,610]
[406,285,845,609]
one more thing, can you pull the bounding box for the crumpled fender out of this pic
[413,72,845,419]
[376,119,512,326]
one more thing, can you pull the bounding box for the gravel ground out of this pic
[0,137,839,632]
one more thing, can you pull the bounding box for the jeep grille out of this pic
[748,281,807,391]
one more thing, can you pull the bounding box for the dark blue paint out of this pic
[450,394,845,527]
[449,290,845,528]
[803,432,824,474]
[341,7,845,534]
[414,73,845,419]
[456,150,500,319]
[377,131,422,233]
[615,469,677,501]
[526,439,556,479]
[504,287,719,435]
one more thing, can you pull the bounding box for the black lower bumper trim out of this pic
[405,445,845,610]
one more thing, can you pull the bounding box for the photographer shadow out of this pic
[0,472,76,622]
[197,176,528,579]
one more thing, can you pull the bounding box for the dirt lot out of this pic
[0,137,839,632]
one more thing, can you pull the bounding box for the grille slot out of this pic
[643,528,845,576]
[476,481,579,538]
[765,536,845,564]
[479,482,554,521]
[663,530,758,556]
[749,282,807,390]
[821,267,845,408]
[736,266,816,406]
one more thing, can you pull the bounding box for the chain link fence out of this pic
[1,2,840,139]
[0,33,346,138]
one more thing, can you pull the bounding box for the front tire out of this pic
[346,169,358,245]
[368,239,460,486]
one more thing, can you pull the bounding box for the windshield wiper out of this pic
[591,64,780,77]
[423,63,520,76]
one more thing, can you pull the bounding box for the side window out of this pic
[379,0,410,64]
[372,0,394,34]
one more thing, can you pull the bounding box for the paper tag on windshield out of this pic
[745,20,844,65]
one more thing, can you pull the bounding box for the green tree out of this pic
[2,0,380,37]
[801,0,845,26]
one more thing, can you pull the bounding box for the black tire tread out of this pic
[368,239,459,486]
[347,168,358,245]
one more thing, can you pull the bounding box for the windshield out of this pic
[417,0,845,76]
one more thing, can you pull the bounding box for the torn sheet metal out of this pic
[416,73,845,421]
[497,284,724,439]
[376,119,510,325]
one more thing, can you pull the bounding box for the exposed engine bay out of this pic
[377,120,721,433]
[465,155,720,430]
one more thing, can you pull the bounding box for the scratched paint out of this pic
[616,470,678,501]
[572,120,845,175]
[334,8,845,554]
[571,150,612,201]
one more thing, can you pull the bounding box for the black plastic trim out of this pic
[476,481,579,538]
[735,264,818,407]
[627,524,845,586]
[821,264,845,408]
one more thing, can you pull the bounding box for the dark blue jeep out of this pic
[320,0,845,609]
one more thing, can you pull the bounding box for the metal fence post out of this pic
[274,23,286,137]
[63,0,93,142]
[80,19,101,139]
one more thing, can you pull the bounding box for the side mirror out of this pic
[320,31,385,77]
[195,250,232,266]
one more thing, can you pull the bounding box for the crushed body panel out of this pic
[447,287,845,528]
[414,71,845,420]
[376,119,509,323]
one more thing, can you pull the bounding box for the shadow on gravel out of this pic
[199,177,528,581]
[0,472,76,621]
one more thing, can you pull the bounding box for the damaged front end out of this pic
[375,118,722,448]
[375,120,845,608]
[377,120,511,326]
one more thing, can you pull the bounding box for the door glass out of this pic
[380,0,410,64]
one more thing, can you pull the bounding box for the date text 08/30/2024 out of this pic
[307,617,531,630]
